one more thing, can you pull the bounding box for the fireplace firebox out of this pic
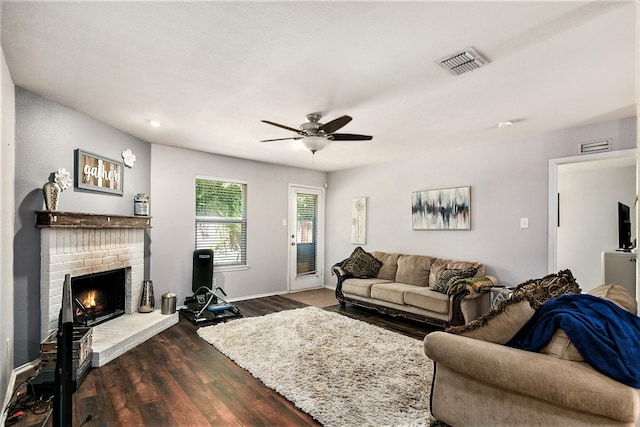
[72,268,126,327]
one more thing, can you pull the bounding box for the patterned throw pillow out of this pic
[431,267,478,295]
[510,269,580,309]
[341,247,383,279]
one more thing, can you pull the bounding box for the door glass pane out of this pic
[296,193,317,276]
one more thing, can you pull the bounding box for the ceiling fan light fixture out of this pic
[301,136,329,154]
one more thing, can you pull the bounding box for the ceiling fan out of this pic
[261,113,372,154]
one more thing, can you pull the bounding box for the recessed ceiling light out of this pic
[147,118,163,128]
[497,121,513,129]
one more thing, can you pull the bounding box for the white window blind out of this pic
[195,177,247,267]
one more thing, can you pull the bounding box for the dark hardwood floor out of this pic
[8,295,438,427]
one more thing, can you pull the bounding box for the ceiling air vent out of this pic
[437,47,488,76]
[580,139,611,154]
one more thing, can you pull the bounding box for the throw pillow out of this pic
[431,267,477,295]
[341,247,383,279]
[510,269,581,309]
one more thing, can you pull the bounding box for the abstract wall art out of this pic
[411,186,470,230]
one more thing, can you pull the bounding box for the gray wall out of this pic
[557,161,636,291]
[325,117,637,288]
[149,144,326,305]
[13,88,151,365]
[1,45,16,405]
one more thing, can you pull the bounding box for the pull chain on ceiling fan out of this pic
[261,113,372,154]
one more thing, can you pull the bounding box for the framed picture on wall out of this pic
[74,149,124,195]
[411,186,470,230]
[351,197,367,244]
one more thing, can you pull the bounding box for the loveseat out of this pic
[424,274,640,426]
[332,248,496,327]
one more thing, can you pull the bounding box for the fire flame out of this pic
[83,290,97,308]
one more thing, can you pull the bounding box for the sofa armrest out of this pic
[424,331,640,423]
[332,260,353,300]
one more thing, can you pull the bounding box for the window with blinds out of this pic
[296,193,317,276]
[195,177,247,267]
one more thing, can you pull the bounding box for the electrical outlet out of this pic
[212,277,217,287]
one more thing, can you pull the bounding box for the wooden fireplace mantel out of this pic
[35,210,152,229]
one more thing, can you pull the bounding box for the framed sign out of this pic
[74,149,124,195]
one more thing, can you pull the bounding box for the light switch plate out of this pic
[520,218,529,228]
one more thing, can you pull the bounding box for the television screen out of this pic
[617,202,632,252]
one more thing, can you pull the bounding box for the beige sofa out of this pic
[424,280,640,426]
[332,249,495,327]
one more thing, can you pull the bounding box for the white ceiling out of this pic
[1,1,637,172]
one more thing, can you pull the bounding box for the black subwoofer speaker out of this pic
[192,249,214,292]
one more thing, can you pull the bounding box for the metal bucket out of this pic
[161,291,177,315]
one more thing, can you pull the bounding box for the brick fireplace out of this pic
[37,211,178,367]
[40,226,144,339]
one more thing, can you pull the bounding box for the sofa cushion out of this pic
[541,284,636,362]
[341,247,383,278]
[342,278,392,298]
[541,329,584,361]
[429,258,484,288]
[372,251,400,280]
[431,267,478,294]
[370,283,418,305]
[395,254,435,286]
[404,287,450,314]
[588,284,637,313]
[446,298,536,344]
[446,270,581,344]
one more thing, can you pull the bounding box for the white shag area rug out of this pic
[197,306,434,427]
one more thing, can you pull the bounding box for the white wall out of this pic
[150,144,326,304]
[325,117,637,288]
[0,45,16,405]
[557,161,636,291]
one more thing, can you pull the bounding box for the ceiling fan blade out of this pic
[261,120,304,135]
[261,137,303,142]
[319,115,352,134]
[330,133,373,141]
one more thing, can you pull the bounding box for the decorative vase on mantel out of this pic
[43,181,61,211]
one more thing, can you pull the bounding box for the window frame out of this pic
[195,175,249,271]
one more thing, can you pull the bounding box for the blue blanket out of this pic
[507,294,640,388]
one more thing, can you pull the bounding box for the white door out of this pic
[289,185,324,291]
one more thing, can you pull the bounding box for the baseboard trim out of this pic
[2,359,39,425]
